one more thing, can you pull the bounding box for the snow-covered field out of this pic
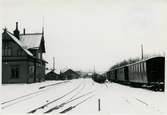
[1,78,167,115]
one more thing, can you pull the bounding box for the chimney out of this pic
[16,22,18,29]
[2,27,7,39]
[13,22,20,39]
[23,28,25,35]
[3,27,7,32]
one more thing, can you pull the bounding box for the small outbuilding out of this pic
[60,69,80,80]
[45,70,60,80]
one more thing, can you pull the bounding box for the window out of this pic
[136,64,139,72]
[139,63,140,72]
[137,65,138,72]
[138,64,140,72]
[17,49,23,56]
[38,53,40,59]
[134,65,136,72]
[144,63,146,72]
[132,66,134,71]
[140,63,142,72]
[3,42,12,56]
[29,66,34,74]
[29,66,34,78]
[11,66,19,79]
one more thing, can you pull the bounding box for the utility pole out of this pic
[42,16,45,29]
[53,57,55,71]
[141,44,144,60]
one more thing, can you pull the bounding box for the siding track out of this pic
[1,81,70,109]
[27,82,83,113]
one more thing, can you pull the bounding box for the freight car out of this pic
[107,56,165,91]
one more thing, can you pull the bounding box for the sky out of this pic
[0,0,167,73]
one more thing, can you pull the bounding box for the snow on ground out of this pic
[66,80,167,115]
[1,78,167,115]
[1,81,66,102]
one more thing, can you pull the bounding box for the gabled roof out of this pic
[62,69,79,75]
[46,70,59,75]
[20,33,43,49]
[7,31,33,56]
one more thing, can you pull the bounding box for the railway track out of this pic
[1,81,70,109]
[27,82,83,113]
[59,95,94,114]
[2,79,96,114]
[44,91,94,113]
[135,98,149,106]
[39,81,69,89]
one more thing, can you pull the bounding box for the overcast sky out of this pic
[1,0,167,73]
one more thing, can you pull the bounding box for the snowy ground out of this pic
[1,78,167,115]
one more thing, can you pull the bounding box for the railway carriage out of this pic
[116,67,125,82]
[107,56,165,91]
[128,57,164,90]
[116,66,129,83]
[106,69,117,82]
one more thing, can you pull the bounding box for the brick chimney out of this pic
[13,22,20,39]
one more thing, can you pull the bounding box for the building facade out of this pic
[2,22,47,84]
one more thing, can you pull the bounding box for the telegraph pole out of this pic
[53,57,55,71]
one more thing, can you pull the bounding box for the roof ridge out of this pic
[20,33,42,35]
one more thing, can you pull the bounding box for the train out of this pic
[92,73,106,83]
[106,56,165,91]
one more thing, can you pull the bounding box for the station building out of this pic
[2,22,47,83]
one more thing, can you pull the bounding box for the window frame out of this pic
[3,42,12,56]
[11,65,20,79]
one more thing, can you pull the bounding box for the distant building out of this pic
[60,69,80,80]
[2,22,47,84]
[75,71,89,78]
[45,70,59,80]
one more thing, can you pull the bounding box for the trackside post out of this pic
[98,99,101,111]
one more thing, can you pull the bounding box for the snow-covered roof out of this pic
[7,32,33,56]
[62,69,79,75]
[20,33,42,49]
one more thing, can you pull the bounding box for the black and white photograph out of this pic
[1,0,167,115]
